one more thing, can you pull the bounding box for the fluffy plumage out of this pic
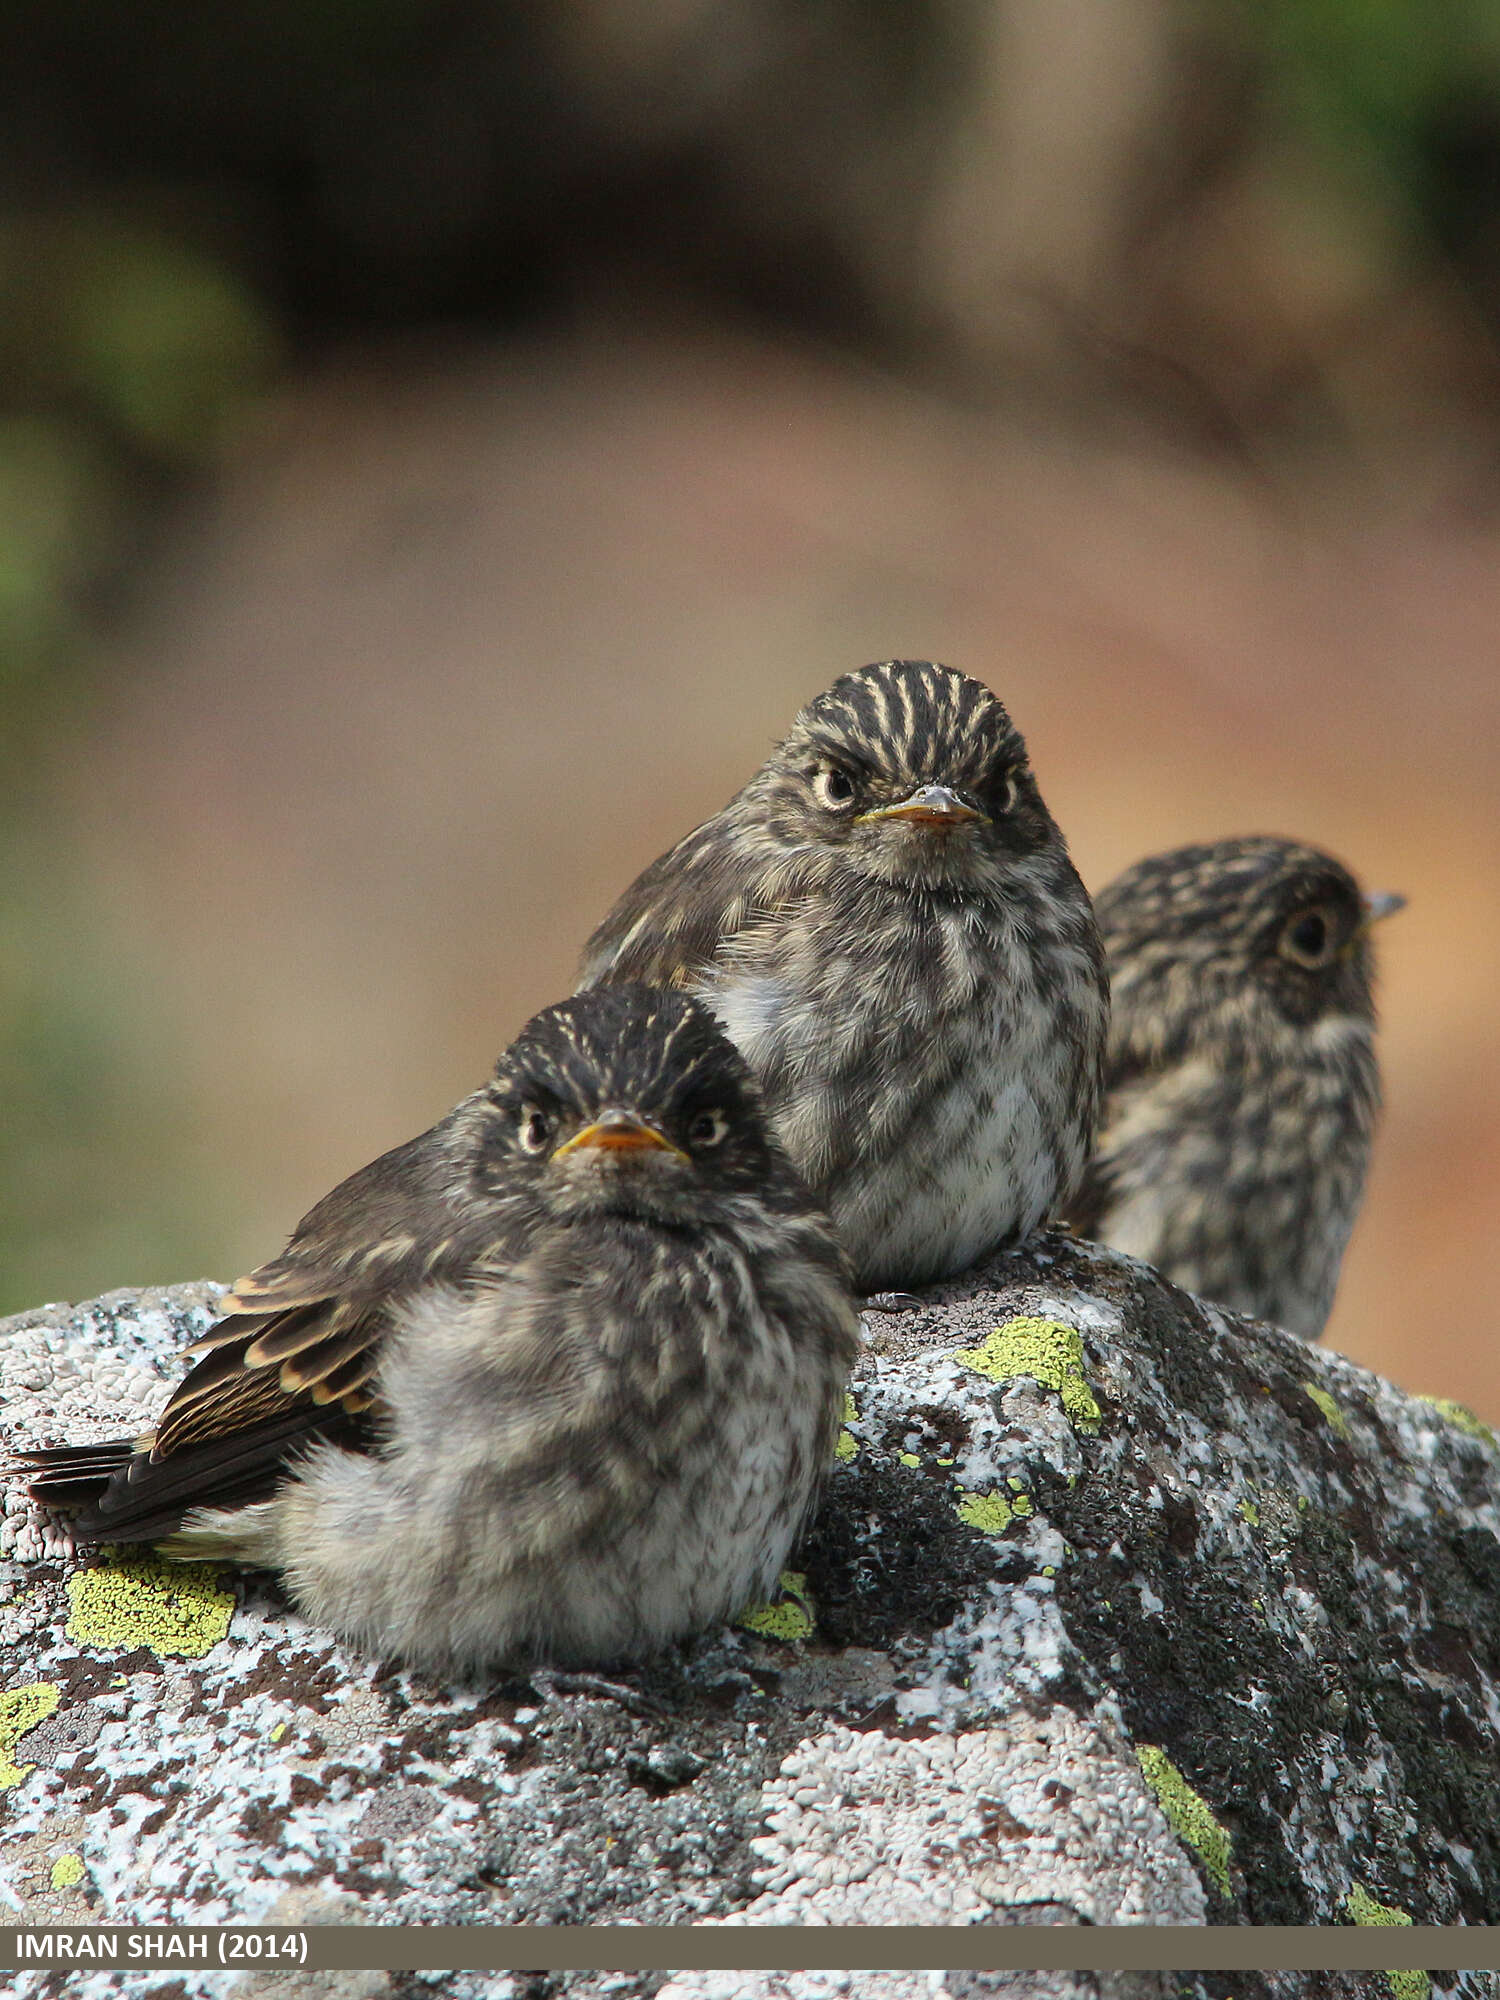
[17,987,860,1671]
[1066,837,1401,1338]
[580,660,1108,1290]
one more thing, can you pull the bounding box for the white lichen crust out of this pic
[733,1712,1203,1924]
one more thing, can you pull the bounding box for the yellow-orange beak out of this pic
[552,1109,688,1162]
[857,783,984,828]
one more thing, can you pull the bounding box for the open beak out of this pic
[552,1109,688,1163]
[1363,891,1406,926]
[857,783,984,829]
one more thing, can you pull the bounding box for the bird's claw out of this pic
[862,1291,923,1314]
[529,1669,665,1718]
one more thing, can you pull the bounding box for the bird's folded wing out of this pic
[577,819,788,988]
[19,1116,515,1538]
[166,1104,518,1440]
[14,1285,390,1541]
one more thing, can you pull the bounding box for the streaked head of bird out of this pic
[1098,836,1402,1065]
[743,659,1065,894]
[473,985,791,1225]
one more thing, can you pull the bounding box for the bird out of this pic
[577,660,1109,1294]
[15,986,861,1674]
[1064,836,1404,1339]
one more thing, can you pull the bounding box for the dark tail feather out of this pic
[14,1404,375,1545]
[69,1468,289,1546]
[15,1441,141,1463]
[15,1438,138,1511]
[73,1404,375,1543]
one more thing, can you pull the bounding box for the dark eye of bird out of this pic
[519,1106,552,1153]
[1280,907,1337,969]
[687,1108,729,1148]
[990,768,1018,814]
[812,765,857,811]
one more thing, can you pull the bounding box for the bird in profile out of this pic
[578,660,1109,1293]
[17,986,860,1673]
[1064,836,1403,1339]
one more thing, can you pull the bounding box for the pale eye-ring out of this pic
[991,769,1018,815]
[812,765,857,811]
[519,1106,552,1153]
[1279,906,1339,969]
[688,1108,730,1148]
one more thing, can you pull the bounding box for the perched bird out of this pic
[1065,837,1403,1339]
[578,660,1108,1292]
[17,987,860,1673]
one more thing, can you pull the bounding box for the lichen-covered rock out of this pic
[4,1242,1500,2000]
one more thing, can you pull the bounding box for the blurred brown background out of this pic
[4,1,1498,1412]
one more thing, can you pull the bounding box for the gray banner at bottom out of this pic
[5,1927,1500,1973]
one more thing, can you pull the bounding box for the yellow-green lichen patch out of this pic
[1238,1497,1260,1527]
[1344,1886,1428,2000]
[898,1452,921,1469]
[1418,1397,1497,1451]
[955,1490,1013,1535]
[1345,1882,1413,1927]
[1136,1744,1232,1898]
[65,1557,234,1659]
[833,1392,859,1462]
[49,1853,86,1891]
[737,1570,815,1642]
[1302,1383,1349,1439]
[952,1317,1101,1434]
[0,1682,61,1788]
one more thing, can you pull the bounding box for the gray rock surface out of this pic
[4,1237,1500,2000]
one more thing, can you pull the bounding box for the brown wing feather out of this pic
[578,818,750,989]
[25,1095,524,1541]
[243,1300,363,1372]
[309,1350,382,1403]
[273,1319,379,1394]
[151,1111,493,1453]
[28,1293,395,1538]
[197,1110,489,1336]
[152,1298,390,1455]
